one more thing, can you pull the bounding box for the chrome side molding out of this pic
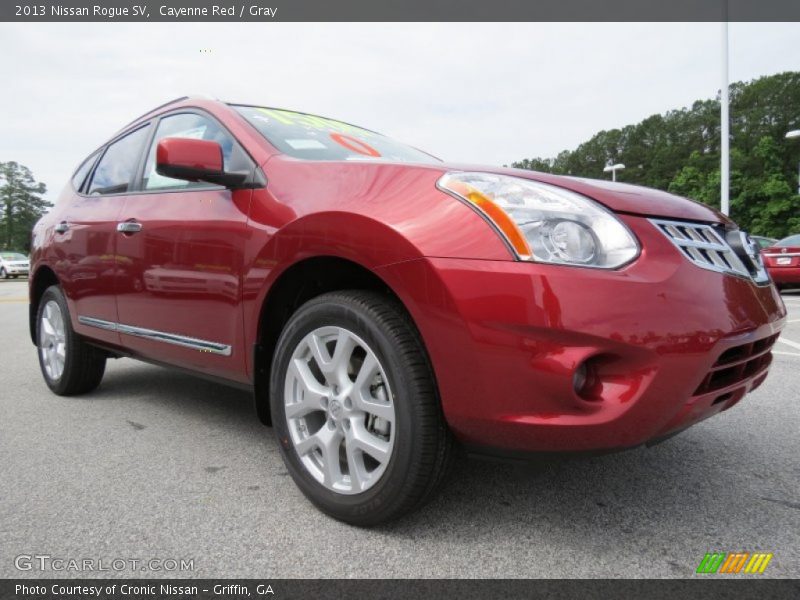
[77,316,232,356]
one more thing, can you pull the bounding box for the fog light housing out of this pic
[573,358,602,401]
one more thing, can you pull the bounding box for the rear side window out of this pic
[87,125,151,195]
[71,152,100,192]
[141,112,252,191]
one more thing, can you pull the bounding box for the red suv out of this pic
[30,97,786,525]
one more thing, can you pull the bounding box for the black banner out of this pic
[2,0,800,22]
[2,579,800,600]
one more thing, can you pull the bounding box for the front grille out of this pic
[694,333,779,395]
[650,219,769,284]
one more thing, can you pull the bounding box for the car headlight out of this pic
[437,172,640,269]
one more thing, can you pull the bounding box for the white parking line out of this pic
[774,351,800,357]
[776,337,800,351]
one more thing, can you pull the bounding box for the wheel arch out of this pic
[251,254,433,426]
[29,264,59,345]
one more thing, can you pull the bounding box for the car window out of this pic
[232,105,440,164]
[1,253,27,261]
[776,234,800,247]
[71,151,100,192]
[87,126,151,195]
[141,112,252,191]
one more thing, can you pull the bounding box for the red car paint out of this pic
[762,238,800,288]
[30,98,787,455]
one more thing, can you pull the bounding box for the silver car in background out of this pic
[0,252,30,279]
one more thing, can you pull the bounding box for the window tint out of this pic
[232,105,439,164]
[777,234,800,247]
[142,112,251,191]
[88,126,151,195]
[71,152,99,192]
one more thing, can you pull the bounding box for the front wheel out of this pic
[270,290,453,526]
[0,268,7,279]
[37,285,107,395]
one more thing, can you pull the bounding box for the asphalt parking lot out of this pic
[1,278,798,579]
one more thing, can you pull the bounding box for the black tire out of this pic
[270,290,453,526]
[36,285,106,395]
[0,267,6,279]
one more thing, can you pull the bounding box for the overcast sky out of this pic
[1,22,799,201]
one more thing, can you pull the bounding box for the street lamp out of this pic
[603,163,625,182]
[787,130,800,195]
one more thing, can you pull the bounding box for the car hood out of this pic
[434,163,732,225]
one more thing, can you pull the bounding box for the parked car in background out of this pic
[28,97,787,525]
[762,234,800,290]
[752,235,778,249]
[0,252,30,279]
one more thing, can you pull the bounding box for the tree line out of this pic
[0,162,50,252]
[512,71,800,239]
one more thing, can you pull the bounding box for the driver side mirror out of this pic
[156,138,248,189]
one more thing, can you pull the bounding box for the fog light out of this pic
[573,359,601,401]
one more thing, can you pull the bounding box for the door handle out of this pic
[54,221,69,234]
[117,221,143,234]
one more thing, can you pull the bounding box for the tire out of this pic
[0,268,7,279]
[36,285,106,395]
[270,290,453,526]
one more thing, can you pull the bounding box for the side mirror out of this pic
[155,138,248,189]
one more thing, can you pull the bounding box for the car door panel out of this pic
[52,194,124,346]
[113,111,254,383]
[114,188,251,382]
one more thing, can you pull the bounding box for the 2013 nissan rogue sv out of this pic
[29,96,787,525]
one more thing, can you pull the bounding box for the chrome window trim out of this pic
[77,316,231,356]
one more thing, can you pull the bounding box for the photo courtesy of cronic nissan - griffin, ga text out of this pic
[29,97,787,525]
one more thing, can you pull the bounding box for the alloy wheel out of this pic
[39,299,66,380]
[284,326,395,495]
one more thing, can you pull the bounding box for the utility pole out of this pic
[720,18,730,215]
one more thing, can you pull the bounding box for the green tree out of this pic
[512,71,800,238]
[0,161,50,252]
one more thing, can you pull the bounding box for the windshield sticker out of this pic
[257,108,369,136]
[330,133,381,157]
[286,139,328,150]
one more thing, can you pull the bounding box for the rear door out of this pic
[113,111,254,383]
[58,125,151,346]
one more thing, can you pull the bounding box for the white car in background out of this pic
[0,252,30,279]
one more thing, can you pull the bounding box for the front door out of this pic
[114,112,253,383]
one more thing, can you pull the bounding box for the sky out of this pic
[1,22,799,202]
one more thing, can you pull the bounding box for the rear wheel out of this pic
[270,290,453,526]
[37,285,106,395]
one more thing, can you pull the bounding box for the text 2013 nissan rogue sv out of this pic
[30,97,787,525]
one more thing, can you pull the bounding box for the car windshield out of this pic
[776,234,800,247]
[232,105,440,164]
[1,253,27,261]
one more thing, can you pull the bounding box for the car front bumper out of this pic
[379,214,787,454]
